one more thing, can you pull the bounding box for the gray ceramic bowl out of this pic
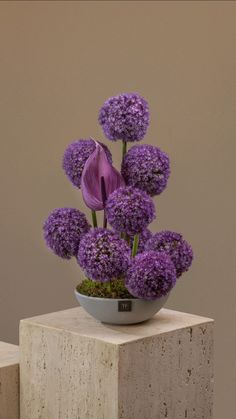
[74,289,169,325]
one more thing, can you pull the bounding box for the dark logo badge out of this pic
[118,300,132,312]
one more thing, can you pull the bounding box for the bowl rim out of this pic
[74,288,167,303]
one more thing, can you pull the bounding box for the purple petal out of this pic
[81,141,125,211]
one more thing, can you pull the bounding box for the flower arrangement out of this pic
[43,92,193,305]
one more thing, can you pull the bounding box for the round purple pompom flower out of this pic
[130,228,152,254]
[78,228,130,282]
[126,251,176,300]
[43,208,91,259]
[145,231,193,278]
[106,186,156,236]
[121,144,170,196]
[98,93,150,142]
[63,139,112,188]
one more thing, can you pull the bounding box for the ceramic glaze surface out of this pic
[74,290,169,324]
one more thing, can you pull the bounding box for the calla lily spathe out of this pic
[81,141,125,211]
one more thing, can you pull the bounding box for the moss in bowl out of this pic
[76,278,135,299]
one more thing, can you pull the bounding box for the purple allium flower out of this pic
[145,231,193,278]
[43,208,91,259]
[126,251,176,300]
[78,228,130,282]
[63,139,112,188]
[121,144,170,196]
[130,228,152,254]
[106,186,156,236]
[98,93,150,142]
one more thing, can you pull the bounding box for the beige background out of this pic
[0,1,235,417]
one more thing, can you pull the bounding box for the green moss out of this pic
[76,278,135,299]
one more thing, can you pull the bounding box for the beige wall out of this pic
[0,1,235,417]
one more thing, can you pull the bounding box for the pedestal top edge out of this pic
[0,341,19,367]
[20,307,214,345]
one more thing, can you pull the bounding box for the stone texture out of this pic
[20,307,214,419]
[0,341,19,419]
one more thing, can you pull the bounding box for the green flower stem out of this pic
[108,280,112,294]
[101,176,107,229]
[125,234,130,246]
[103,212,107,228]
[122,140,127,159]
[91,210,98,228]
[120,232,130,246]
[132,234,139,257]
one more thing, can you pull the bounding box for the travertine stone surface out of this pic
[0,341,19,419]
[20,307,214,419]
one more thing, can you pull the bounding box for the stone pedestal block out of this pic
[20,307,214,419]
[0,341,19,419]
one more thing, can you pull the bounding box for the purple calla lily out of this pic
[81,141,125,211]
